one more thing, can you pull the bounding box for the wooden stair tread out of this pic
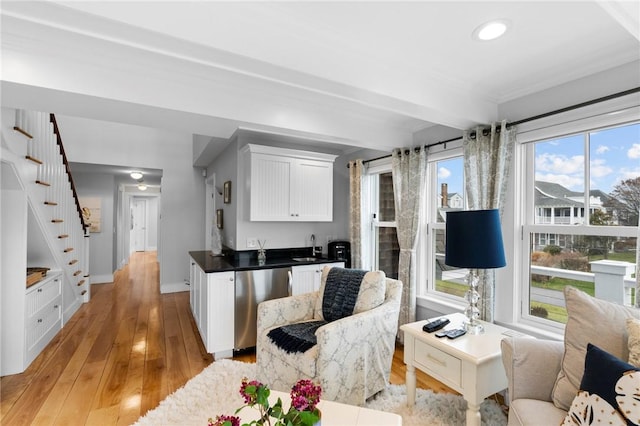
[58,234,69,239]
[25,155,43,164]
[63,247,74,253]
[13,126,33,139]
[51,219,63,223]
[35,180,50,186]
[73,270,82,276]
[44,201,58,206]
[77,280,85,286]
[68,259,78,265]
[80,290,87,295]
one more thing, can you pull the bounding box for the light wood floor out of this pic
[1,251,456,425]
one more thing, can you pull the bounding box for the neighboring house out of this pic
[532,180,623,252]
[534,180,607,226]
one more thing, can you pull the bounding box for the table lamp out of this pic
[445,209,506,334]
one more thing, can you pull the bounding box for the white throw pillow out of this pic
[551,286,639,411]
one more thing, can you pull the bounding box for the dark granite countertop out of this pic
[189,249,343,273]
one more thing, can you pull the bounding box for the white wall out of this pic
[57,116,205,293]
[74,171,115,284]
[207,132,352,254]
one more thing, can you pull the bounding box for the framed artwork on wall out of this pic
[216,209,224,229]
[223,181,231,204]
[79,197,102,233]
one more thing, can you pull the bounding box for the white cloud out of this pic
[536,153,584,175]
[628,143,640,159]
[620,167,640,181]
[438,167,451,179]
[535,173,583,190]
[590,159,612,178]
[595,145,609,154]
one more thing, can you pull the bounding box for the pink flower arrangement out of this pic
[209,378,321,426]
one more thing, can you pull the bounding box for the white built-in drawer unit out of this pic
[24,273,62,366]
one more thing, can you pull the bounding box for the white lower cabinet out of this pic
[189,257,234,359]
[2,272,63,376]
[290,262,345,296]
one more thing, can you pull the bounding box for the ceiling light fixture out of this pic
[473,19,510,41]
[130,171,143,180]
[136,178,147,191]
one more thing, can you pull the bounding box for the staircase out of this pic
[2,109,90,323]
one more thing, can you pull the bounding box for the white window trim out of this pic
[514,98,639,334]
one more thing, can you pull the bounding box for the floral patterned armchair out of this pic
[256,267,402,406]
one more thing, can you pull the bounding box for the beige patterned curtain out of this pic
[391,148,427,336]
[349,160,363,269]
[463,120,515,322]
[636,221,640,308]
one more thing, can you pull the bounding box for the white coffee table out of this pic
[244,390,402,425]
[401,312,511,426]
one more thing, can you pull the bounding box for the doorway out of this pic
[131,198,147,252]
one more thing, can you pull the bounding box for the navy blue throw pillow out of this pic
[563,343,640,426]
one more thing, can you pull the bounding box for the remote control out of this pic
[422,318,450,333]
[435,330,449,338]
[446,329,467,339]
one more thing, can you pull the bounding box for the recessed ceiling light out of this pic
[138,183,147,191]
[130,171,143,180]
[473,19,510,41]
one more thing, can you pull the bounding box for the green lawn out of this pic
[435,280,467,297]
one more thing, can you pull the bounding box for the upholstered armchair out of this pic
[256,266,402,406]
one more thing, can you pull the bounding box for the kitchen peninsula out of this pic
[189,248,344,359]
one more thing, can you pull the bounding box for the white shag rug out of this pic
[134,359,507,426]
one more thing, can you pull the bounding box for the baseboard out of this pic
[91,273,114,284]
[63,297,81,326]
[160,281,190,294]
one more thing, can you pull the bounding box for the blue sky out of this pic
[436,122,640,197]
[535,122,640,194]
[437,157,464,196]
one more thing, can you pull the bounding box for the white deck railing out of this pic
[531,260,636,308]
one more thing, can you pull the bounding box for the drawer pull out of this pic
[427,353,447,367]
[37,288,43,293]
[37,318,43,323]
[54,305,59,309]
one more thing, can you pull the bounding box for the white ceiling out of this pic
[1,1,639,161]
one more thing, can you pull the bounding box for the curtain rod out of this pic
[348,87,640,167]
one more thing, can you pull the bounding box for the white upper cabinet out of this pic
[244,144,337,222]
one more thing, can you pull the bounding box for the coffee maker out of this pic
[328,240,351,268]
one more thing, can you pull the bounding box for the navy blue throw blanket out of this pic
[267,268,367,353]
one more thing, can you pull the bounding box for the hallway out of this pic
[1,252,213,425]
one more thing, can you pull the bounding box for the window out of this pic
[425,153,467,300]
[523,122,639,326]
[367,171,400,279]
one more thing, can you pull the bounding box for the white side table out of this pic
[401,312,512,426]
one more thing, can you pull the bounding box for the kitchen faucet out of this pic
[311,234,317,257]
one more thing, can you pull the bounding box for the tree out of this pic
[609,177,640,226]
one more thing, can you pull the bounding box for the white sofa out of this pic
[501,286,639,426]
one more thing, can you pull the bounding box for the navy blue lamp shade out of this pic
[445,209,506,269]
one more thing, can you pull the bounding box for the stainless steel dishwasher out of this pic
[234,267,291,350]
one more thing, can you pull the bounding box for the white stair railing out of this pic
[13,109,90,320]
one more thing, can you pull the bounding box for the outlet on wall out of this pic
[247,237,258,248]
